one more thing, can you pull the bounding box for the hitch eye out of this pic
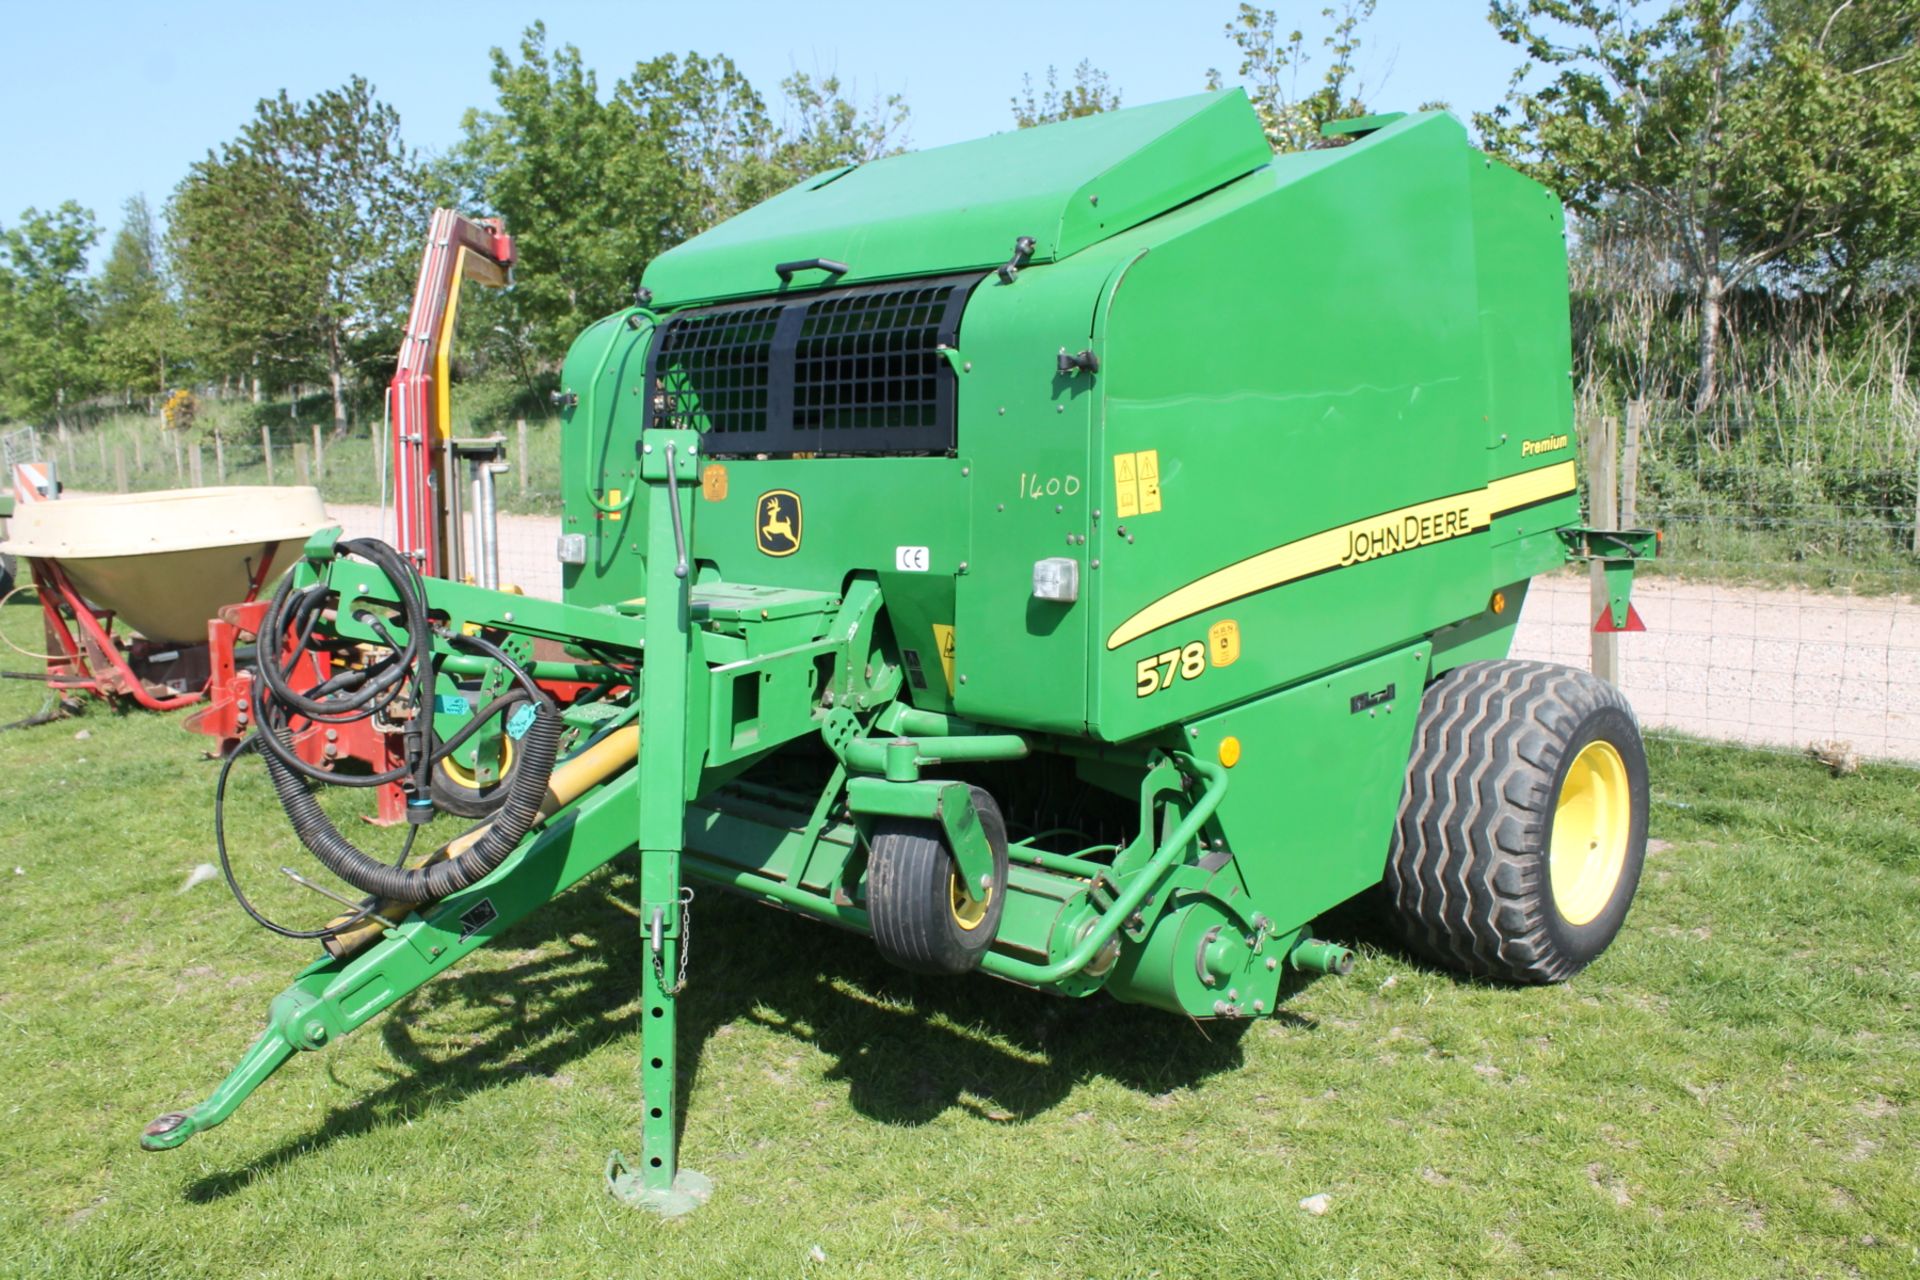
[1032,557,1079,603]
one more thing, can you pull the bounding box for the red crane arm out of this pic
[389,210,515,576]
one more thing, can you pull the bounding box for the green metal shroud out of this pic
[148,91,1651,1209]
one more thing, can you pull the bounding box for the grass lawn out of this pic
[0,597,1915,1279]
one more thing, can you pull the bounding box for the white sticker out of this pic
[894,546,931,572]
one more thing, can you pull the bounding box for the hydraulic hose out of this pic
[213,733,420,940]
[260,699,560,903]
[251,537,435,798]
[238,534,564,909]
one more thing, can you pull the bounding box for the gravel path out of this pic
[1514,573,1919,761]
[328,502,565,601]
[327,502,1920,763]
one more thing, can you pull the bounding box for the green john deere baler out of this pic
[144,89,1656,1213]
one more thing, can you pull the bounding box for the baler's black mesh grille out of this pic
[648,304,780,439]
[645,274,977,455]
[794,283,951,434]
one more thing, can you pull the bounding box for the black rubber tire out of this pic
[867,785,1010,975]
[429,739,518,819]
[1383,659,1649,984]
[0,551,15,599]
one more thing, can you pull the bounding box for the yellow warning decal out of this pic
[930,623,957,695]
[701,464,728,501]
[1112,449,1162,518]
[1106,460,1576,650]
[1137,449,1161,514]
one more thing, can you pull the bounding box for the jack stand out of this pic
[605,1153,714,1219]
[607,428,709,1215]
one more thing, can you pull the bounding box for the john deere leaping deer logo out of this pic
[756,489,802,557]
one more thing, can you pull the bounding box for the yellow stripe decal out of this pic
[1105,460,1576,650]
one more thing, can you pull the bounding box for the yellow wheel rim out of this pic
[1549,739,1631,926]
[949,869,992,931]
[440,736,514,790]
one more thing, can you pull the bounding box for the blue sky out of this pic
[0,1,1525,258]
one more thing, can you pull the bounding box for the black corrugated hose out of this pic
[238,536,560,907]
[259,702,558,903]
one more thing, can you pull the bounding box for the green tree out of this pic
[171,78,426,428]
[461,24,684,362]
[1011,60,1123,127]
[1210,1,1379,152]
[760,72,910,189]
[462,26,912,362]
[96,195,182,402]
[1478,0,1920,410]
[0,202,101,427]
[1750,0,1920,286]
[240,77,431,433]
[170,148,321,402]
[616,51,775,232]
[616,62,908,233]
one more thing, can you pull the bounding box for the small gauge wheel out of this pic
[430,734,518,818]
[866,785,1010,975]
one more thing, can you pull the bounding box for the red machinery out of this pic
[183,212,517,815]
[6,460,290,714]
[184,597,411,822]
[36,549,278,713]
[390,210,516,576]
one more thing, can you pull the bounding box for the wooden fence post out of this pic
[294,442,310,487]
[214,433,226,482]
[517,418,529,495]
[134,431,143,472]
[1587,413,1621,686]
[1911,404,1920,555]
[311,424,324,480]
[262,425,275,484]
[1912,441,1919,556]
[171,431,183,482]
[1621,399,1644,529]
[113,447,127,493]
[189,445,204,488]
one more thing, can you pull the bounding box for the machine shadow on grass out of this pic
[184,858,1275,1202]
[1305,893,1545,991]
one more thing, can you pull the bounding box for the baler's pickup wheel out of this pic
[866,784,1011,974]
[430,733,520,818]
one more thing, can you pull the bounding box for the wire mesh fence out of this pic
[1508,407,1920,763]
[1511,574,1920,762]
[40,409,572,516]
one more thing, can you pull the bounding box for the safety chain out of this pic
[650,886,695,995]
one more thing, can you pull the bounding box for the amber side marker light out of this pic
[1218,736,1242,768]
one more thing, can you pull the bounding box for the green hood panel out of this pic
[641,90,1271,306]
